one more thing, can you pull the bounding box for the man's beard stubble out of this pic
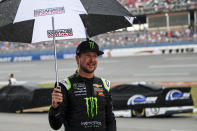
[80,64,96,74]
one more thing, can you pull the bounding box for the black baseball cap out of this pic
[76,40,104,56]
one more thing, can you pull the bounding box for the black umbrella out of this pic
[0,0,134,85]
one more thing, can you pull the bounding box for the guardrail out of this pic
[103,44,197,58]
[0,41,197,63]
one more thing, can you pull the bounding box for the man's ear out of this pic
[75,55,79,65]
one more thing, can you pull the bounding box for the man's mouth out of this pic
[88,63,95,68]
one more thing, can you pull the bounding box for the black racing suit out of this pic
[48,72,116,131]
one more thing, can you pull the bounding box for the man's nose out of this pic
[89,56,96,61]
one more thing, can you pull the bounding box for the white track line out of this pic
[149,64,197,68]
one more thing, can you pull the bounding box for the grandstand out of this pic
[0,0,197,54]
[118,0,197,15]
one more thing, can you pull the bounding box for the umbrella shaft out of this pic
[52,17,59,87]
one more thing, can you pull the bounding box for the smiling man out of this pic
[48,40,116,131]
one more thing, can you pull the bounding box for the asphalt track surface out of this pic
[0,53,197,84]
[0,113,197,131]
[0,53,197,131]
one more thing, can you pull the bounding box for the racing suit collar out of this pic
[74,71,94,81]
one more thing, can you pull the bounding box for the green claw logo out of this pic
[89,41,95,49]
[73,83,78,88]
[84,97,98,118]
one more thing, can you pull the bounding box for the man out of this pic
[8,73,17,85]
[48,40,116,131]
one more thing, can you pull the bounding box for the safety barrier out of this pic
[103,44,197,58]
[0,49,75,63]
[0,42,197,63]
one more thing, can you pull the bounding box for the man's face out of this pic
[76,52,98,74]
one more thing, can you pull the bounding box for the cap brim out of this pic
[98,51,104,56]
[77,50,104,56]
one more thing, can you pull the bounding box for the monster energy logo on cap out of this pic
[76,40,104,56]
[84,97,98,118]
[89,41,95,49]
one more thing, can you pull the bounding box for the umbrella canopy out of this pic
[0,0,134,43]
[0,0,134,87]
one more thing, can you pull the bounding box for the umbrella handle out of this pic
[52,16,59,87]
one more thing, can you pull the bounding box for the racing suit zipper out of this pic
[90,79,95,131]
[91,80,94,131]
[85,77,97,131]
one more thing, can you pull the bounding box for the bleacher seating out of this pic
[0,0,197,53]
[0,27,196,53]
[117,0,197,15]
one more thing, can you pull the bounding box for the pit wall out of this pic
[0,42,197,63]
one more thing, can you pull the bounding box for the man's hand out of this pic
[51,87,63,109]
